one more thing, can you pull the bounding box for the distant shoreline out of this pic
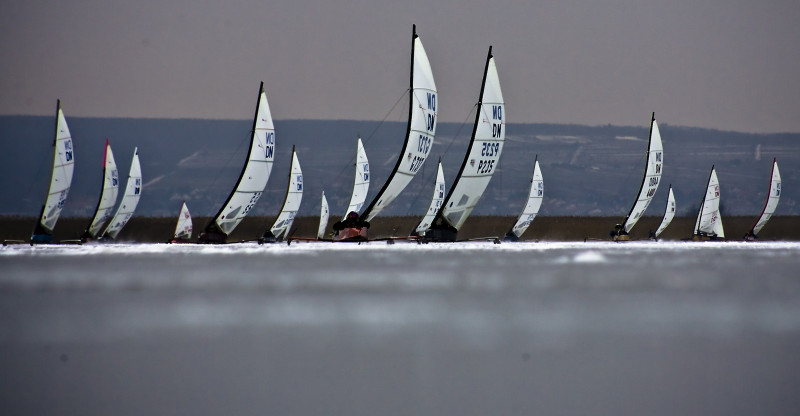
[3,216,798,243]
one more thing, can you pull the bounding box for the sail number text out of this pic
[241,192,262,217]
[426,93,436,132]
[417,134,431,154]
[264,132,275,159]
[492,105,503,138]
[646,177,659,197]
[64,140,74,162]
[476,159,495,174]
[409,156,425,173]
[481,142,500,157]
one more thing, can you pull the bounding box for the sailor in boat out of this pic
[332,211,370,240]
[610,224,628,240]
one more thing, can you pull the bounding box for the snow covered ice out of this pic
[2,241,799,415]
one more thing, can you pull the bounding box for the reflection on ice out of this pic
[2,240,800,345]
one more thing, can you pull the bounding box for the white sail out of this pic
[269,149,304,239]
[86,140,119,238]
[437,47,505,231]
[415,161,445,234]
[343,137,370,218]
[206,82,275,237]
[33,100,75,239]
[318,191,329,240]
[101,148,142,239]
[622,114,663,233]
[361,25,437,222]
[654,185,675,238]
[694,166,724,238]
[750,158,781,236]
[174,202,193,240]
[509,158,544,238]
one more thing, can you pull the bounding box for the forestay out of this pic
[208,82,275,236]
[509,157,543,238]
[415,161,445,234]
[622,114,663,233]
[361,25,437,222]
[694,166,724,237]
[34,100,75,238]
[437,47,505,231]
[102,147,142,239]
[318,191,329,240]
[269,149,303,239]
[174,202,193,240]
[86,140,119,238]
[750,158,781,236]
[343,138,369,218]
[654,185,675,238]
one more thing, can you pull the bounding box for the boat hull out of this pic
[692,233,723,241]
[198,231,227,244]
[259,231,280,244]
[333,227,368,242]
[30,233,53,244]
[423,225,458,242]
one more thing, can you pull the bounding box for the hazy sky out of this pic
[2,0,798,133]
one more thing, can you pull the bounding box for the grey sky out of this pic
[2,0,798,133]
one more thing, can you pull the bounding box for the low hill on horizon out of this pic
[2,116,797,221]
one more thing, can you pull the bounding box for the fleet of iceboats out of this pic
[14,26,783,245]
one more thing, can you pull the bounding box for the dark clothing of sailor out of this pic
[333,211,370,231]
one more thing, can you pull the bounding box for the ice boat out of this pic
[651,185,675,240]
[503,156,543,241]
[610,113,663,241]
[30,101,75,244]
[692,165,724,241]
[411,160,445,237]
[333,137,370,241]
[100,147,142,241]
[261,146,303,243]
[317,191,329,240]
[348,25,437,240]
[744,158,781,240]
[425,46,505,242]
[81,139,119,242]
[169,202,193,243]
[198,82,275,243]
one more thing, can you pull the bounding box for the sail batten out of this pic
[101,147,142,240]
[361,26,437,222]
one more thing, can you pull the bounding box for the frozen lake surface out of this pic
[2,241,799,415]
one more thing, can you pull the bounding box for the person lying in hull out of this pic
[333,211,370,232]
